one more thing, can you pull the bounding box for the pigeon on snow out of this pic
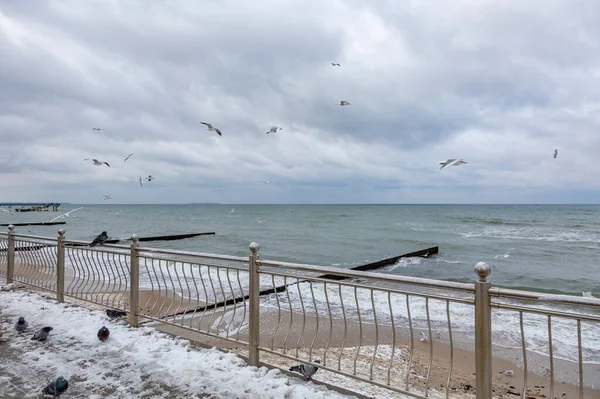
[89,231,108,247]
[42,376,69,398]
[289,360,320,380]
[97,326,110,342]
[15,316,28,333]
[31,326,53,342]
[106,309,127,320]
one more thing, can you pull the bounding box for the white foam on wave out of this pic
[460,227,600,243]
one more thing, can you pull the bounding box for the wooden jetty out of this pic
[0,221,66,227]
[67,232,216,246]
[0,202,60,212]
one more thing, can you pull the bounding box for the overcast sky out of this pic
[1,0,599,204]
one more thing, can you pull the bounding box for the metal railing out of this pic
[0,225,599,399]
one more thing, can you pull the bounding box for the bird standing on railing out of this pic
[89,231,108,247]
[97,326,110,342]
[41,376,69,398]
[289,360,320,380]
[15,317,28,333]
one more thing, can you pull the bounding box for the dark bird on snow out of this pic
[31,326,53,342]
[106,309,127,320]
[42,376,69,398]
[97,326,110,342]
[289,360,320,380]
[89,231,108,247]
[15,316,28,333]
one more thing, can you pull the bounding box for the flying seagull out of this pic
[103,194,112,200]
[91,127,103,131]
[84,158,110,167]
[266,126,283,134]
[553,149,558,159]
[138,177,143,187]
[263,177,271,185]
[289,360,320,380]
[146,175,155,182]
[331,63,341,67]
[48,207,83,222]
[335,100,351,106]
[201,122,222,136]
[439,159,467,169]
[124,153,134,162]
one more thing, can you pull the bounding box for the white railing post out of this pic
[56,229,65,302]
[248,242,260,366]
[129,234,140,327]
[7,225,15,283]
[474,262,492,399]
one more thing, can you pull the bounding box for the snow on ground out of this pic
[0,289,357,399]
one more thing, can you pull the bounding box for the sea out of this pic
[2,204,600,371]
[3,203,599,294]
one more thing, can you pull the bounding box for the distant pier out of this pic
[0,202,60,212]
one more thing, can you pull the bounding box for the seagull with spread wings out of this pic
[84,158,110,167]
[48,207,83,222]
[201,122,222,136]
[124,153,134,162]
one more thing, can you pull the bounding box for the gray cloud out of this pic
[1,0,600,204]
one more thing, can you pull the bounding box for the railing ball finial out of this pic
[8,224,14,233]
[474,261,491,282]
[249,242,260,254]
[57,229,65,237]
[131,233,139,244]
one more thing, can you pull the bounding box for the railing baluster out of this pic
[309,281,318,362]
[446,300,454,399]
[248,242,260,366]
[577,319,583,399]
[369,288,378,381]
[270,274,281,351]
[129,234,139,327]
[548,315,555,399]
[386,291,396,386]
[353,286,362,376]
[6,225,14,283]
[406,294,414,391]
[56,229,65,302]
[425,297,433,396]
[519,311,528,399]
[323,281,333,368]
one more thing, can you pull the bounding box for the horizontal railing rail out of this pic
[1,226,599,399]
